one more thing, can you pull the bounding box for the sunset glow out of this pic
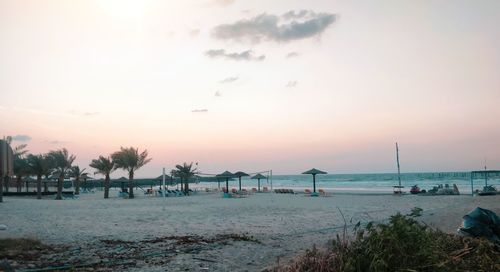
[1,0,499,177]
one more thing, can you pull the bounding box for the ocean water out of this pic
[231,172,500,194]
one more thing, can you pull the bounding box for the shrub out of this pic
[274,214,500,272]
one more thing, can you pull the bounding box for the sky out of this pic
[1,0,499,177]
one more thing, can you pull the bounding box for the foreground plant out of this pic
[275,214,500,272]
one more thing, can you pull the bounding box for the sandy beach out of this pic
[1,191,498,271]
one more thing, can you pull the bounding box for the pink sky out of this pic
[1,0,499,177]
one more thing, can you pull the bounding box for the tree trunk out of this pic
[0,175,4,203]
[184,178,189,195]
[104,174,110,199]
[56,174,63,200]
[17,176,22,192]
[26,179,29,192]
[75,176,80,195]
[4,176,9,192]
[128,171,134,199]
[44,175,49,192]
[36,174,42,199]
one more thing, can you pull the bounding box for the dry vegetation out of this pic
[271,214,500,272]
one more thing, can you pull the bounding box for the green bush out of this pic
[275,214,500,272]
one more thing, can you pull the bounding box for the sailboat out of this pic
[393,142,404,195]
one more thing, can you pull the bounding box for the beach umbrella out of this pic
[216,171,234,193]
[302,168,327,193]
[251,173,267,192]
[234,171,249,191]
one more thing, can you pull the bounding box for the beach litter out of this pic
[458,207,500,245]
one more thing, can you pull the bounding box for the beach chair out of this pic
[304,189,311,195]
[231,188,238,194]
[318,189,327,196]
[263,187,269,192]
[251,188,257,193]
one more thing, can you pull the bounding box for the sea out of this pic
[210,172,500,194]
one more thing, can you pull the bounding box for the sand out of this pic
[0,190,498,271]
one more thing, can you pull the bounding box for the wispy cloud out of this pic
[205,49,265,61]
[215,91,222,97]
[46,140,70,145]
[213,10,336,43]
[219,76,239,83]
[11,135,32,142]
[210,0,235,6]
[286,81,298,88]
[68,110,99,117]
[190,29,200,37]
[286,52,299,58]
[191,109,208,113]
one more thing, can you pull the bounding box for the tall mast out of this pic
[396,142,401,187]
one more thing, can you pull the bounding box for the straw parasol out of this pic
[251,173,267,192]
[216,171,234,193]
[234,171,249,191]
[302,168,327,193]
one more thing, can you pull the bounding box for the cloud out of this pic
[213,10,336,43]
[282,10,311,20]
[215,91,222,97]
[47,140,70,145]
[286,52,299,58]
[191,109,208,113]
[205,49,265,61]
[219,76,239,83]
[83,112,99,116]
[286,81,298,88]
[68,110,99,117]
[11,135,32,142]
[210,0,235,6]
[190,29,200,37]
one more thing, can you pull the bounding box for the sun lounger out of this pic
[304,189,311,194]
[231,188,238,194]
[263,187,269,192]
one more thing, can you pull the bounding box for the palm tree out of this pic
[26,154,52,199]
[13,156,30,192]
[48,148,76,200]
[5,136,29,157]
[6,136,30,193]
[43,156,56,193]
[70,166,87,195]
[89,156,115,199]
[111,147,151,199]
[173,162,198,195]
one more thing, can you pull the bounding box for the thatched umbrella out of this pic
[216,171,234,193]
[302,168,327,193]
[251,173,267,192]
[234,171,249,191]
